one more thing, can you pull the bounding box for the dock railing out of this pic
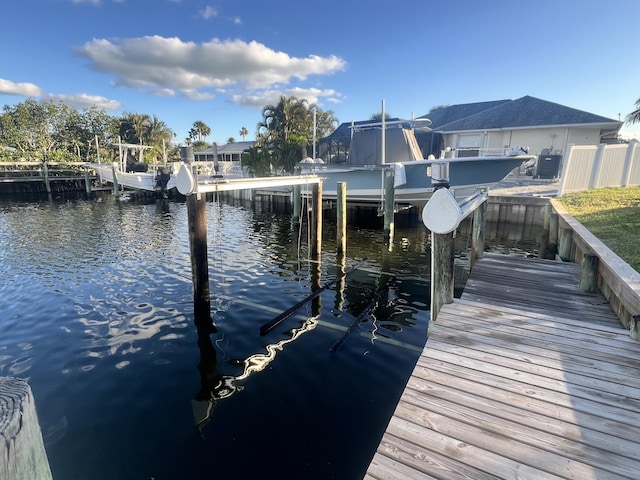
[550,198,640,339]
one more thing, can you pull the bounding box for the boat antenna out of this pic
[381,100,386,164]
[312,107,317,161]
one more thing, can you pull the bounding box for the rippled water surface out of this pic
[0,195,437,480]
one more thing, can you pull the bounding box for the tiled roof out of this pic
[432,96,620,132]
[419,100,510,128]
[217,141,254,153]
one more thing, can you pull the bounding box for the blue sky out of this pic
[2,0,640,144]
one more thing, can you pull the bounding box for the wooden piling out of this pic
[430,231,455,323]
[310,183,322,259]
[383,169,395,243]
[42,162,51,194]
[0,377,53,480]
[549,211,559,247]
[186,193,215,334]
[558,226,573,261]
[471,199,487,264]
[292,184,301,225]
[84,169,91,197]
[579,253,600,292]
[336,182,347,255]
[111,163,120,196]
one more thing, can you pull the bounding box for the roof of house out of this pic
[429,96,620,132]
[195,140,254,155]
[418,100,511,128]
[217,141,254,153]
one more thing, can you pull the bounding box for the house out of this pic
[422,95,622,158]
[193,141,254,163]
[319,96,622,176]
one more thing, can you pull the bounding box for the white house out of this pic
[422,95,622,158]
[193,141,254,163]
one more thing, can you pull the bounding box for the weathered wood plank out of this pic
[412,355,640,431]
[402,373,640,450]
[437,309,637,370]
[428,326,639,386]
[366,253,640,479]
[392,399,637,479]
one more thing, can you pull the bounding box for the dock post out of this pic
[545,211,559,258]
[292,184,301,225]
[310,182,323,259]
[42,162,51,194]
[84,169,92,197]
[383,168,395,244]
[579,253,600,292]
[558,226,573,262]
[471,197,487,265]
[431,231,455,323]
[337,182,347,255]
[0,377,53,480]
[186,193,215,334]
[111,163,120,197]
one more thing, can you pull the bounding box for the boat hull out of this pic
[299,156,528,207]
[91,163,177,192]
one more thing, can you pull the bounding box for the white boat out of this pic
[299,121,535,208]
[91,142,247,195]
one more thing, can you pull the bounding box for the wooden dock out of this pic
[365,253,640,480]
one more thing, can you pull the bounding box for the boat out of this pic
[298,120,535,208]
[90,142,247,196]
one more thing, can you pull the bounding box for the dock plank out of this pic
[366,252,640,479]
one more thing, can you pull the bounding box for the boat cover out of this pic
[348,128,423,165]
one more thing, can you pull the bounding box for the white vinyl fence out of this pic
[558,143,640,196]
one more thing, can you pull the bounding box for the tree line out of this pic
[0,96,338,175]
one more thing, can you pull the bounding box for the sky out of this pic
[2,0,640,145]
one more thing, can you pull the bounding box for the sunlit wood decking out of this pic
[365,253,640,479]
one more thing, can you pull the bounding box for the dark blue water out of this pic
[0,195,433,480]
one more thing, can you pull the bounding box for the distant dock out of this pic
[365,253,640,479]
[0,161,98,195]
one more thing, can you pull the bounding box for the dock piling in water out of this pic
[186,192,214,334]
[0,377,53,480]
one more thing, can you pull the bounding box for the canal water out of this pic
[0,194,541,480]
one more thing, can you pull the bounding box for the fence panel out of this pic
[558,145,597,195]
[597,144,629,188]
[559,143,640,195]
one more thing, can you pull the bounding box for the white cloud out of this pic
[198,6,218,20]
[43,93,121,111]
[0,78,43,97]
[76,36,346,100]
[230,87,342,109]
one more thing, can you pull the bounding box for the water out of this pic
[0,194,435,480]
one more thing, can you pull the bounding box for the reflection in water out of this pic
[192,316,318,436]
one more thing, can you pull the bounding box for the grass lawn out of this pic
[559,186,640,272]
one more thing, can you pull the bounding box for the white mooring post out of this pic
[422,178,488,323]
[0,377,53,480]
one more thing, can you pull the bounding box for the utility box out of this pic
[536,154,562,179]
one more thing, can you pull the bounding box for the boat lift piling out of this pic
[176,165,324,333]
[383,168,395,244]
[422,161,489,322]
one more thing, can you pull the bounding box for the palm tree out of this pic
[239,126,249,140]
[625,98,640,124]
[119,113,150,144]
[147,115,173,162]
[256,96,339,173]
[190,120,211,142]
